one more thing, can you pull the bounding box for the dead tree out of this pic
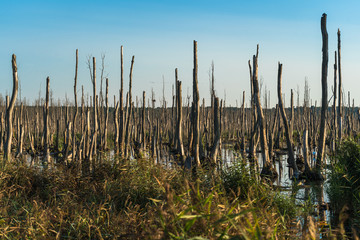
[141,91,146,151]
[119,46,125,156]
[124,56,135,158]
[332,51,337,152]
[4,55,19,164]
[210,97,220,166]
[91,57,98,157]
[44,77,51,164]
[337,29,342,141]
[316,13,328,175]
[114,98,119,154]
[72,49,78,162]
[251,48,276,179]
[103,78,109,150]
[175,73,185,162]
[192,40,200,167]
[277,63,299,179]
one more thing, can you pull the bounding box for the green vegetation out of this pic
[328,138,360,233]
[0,158,312,239]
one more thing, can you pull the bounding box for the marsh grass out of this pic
[328,138,360,237]
[0,157,323,239]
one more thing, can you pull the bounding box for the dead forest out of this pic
[0,13,359,238]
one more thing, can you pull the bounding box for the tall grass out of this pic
[0,157,316,239]
[328,138,360,237]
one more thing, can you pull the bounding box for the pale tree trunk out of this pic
[103,78,109,150]
[4,55,19,164]
[251,48,275,178]
[114,98,119,154]
[119,46,125,156]
[175,76,185,162]
[124,56,135,158]
[192,40,200,167]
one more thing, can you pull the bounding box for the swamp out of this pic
[1,4,360,240]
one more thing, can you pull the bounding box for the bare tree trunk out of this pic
[192,40,200,167]
[44,77,51,164]
[303,130,311,174]
[72,49,78,162]
[251,48,275,178]
[124,56,135,158]
[92,57,98,158]
[142,91,146,151]
[290,89,294,137]
[337,29,342,141]
[332,51,337,152]
[103,78,109,150]
[4,55,19,164]
[210,97,220,165]
[316,13,328,175]
[277,63,299,178]
[119,46,125,156]
[0,113,4,152]
[176,76,185,162]
[114,98,119,154]
[241,91,246,156]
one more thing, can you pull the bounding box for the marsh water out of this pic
[25,145,333,236]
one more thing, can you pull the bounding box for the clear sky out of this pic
[1,0,360,107]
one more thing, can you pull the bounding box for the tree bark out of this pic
[277,62,299,178]
[72,49,78,162]
[4,55,19,164]
[192,40,200,167]
[337,29,342,141]
[316,13,328,173]
[44,77,51,164]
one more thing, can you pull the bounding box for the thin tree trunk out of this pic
[277,62,299,178]
[44,77,51,164]
[103,78,109,150]
[142,91,146,151]
[192,40,200,167]
[337,29,342,141]
[124,56,135,158]
[316,13,328,174]
[72,49,78,162]
[4,55,19,164]
[176,77,185,162]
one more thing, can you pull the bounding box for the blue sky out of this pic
[1,0,360,107]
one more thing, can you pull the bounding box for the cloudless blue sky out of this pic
[1,0,360,107]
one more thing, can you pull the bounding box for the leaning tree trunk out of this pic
[124,56,135,158]
[4,54,18,164]
[316,13,328,175]
[277,62,299,179]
